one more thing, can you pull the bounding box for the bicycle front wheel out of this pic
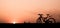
[48,18,56,23]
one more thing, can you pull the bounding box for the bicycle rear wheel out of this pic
[36,19,42,23]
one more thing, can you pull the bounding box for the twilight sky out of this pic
[0,0,60,23]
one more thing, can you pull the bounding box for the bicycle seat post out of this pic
[46,14,50,17]
[38,14,43,18]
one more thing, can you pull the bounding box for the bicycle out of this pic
[36,14,56,23]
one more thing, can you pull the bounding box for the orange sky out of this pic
[0,0,60,23]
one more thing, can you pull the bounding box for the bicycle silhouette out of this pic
[36,14,56,23]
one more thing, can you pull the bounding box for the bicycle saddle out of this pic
[46,14,49,15]
[38,14,43,15]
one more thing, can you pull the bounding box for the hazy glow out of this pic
[0,0,60,23]
[13,22,16,24]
